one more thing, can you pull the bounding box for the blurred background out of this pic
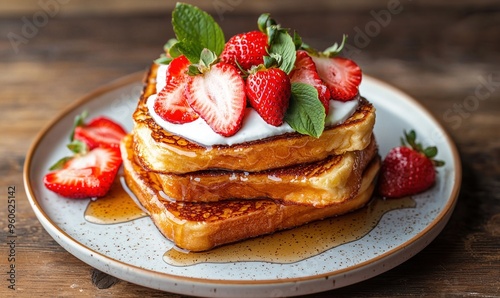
[1,0,499,297]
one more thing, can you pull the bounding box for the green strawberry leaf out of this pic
[67,140,88,155]
[292,30,303,50]
[323,34,347,57]
[285,83,326,138]
[199,48,218,68]
[154,55,172,65]
[187,49,218,75]
[268,27,296,74]
[70,110,88,141]
[257,13,275,33]
[154,38,181,63]
[399,129,446,167]
[433,159,446,167]
[163,38,179,52]
[423,146,438,158]
[172,3,225,63]
[49,156,72,171]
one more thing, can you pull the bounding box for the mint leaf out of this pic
[285,83,326,138]
[174,40,204,64]
[268,28,296,74]
[172,3,225,63]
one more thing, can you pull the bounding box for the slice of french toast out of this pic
[132,63,376,174]
[138,134,378,207]
[122,134,381,252]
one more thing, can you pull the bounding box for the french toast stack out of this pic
[121,3,380,252]
[122,64,379,252]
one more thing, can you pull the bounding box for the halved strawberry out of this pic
[44,146,122,199]
[220,30,268,72]
[311,56,361,101]
[246,66,291,126]
[184,62,246,137]
[289,50,331,113]
[74,116,127,149]
[153,55,199,124]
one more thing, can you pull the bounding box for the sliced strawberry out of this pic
[184,62,246,137]
[74,117,127,149]
[311,56,361,101]
[289,50,331,113]
[165,55,190,78]
[44,147,122,199]
[246,67,291,126]
[154,55,199,124]
[220,31,268,72]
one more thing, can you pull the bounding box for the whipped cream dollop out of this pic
[148,64,359,146]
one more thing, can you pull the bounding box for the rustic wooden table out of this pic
[1,2,499,297]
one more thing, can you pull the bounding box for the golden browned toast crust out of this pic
[148,135,378,207]
[132,63,376,174]
[121,135,381,251]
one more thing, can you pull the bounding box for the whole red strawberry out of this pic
[220,30,268,72]
[246,66,291,126]
[378,130,445,198]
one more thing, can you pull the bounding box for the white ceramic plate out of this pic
[24,73,461,297]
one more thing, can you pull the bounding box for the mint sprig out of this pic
[172,2,225,63]
[285,83,326,138]
[268,30,296,74]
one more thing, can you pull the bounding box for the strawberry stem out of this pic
[67,140,88,155]
[322,34,348,57]
[257,13,275,33]
[70,110,88,141]
[400,130,445,167]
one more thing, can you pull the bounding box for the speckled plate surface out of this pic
[24,73,461,297]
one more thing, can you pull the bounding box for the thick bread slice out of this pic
[132,63,376,174]
[142,135,378,207]
[122,136,381,252]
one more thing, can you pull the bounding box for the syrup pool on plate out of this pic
[84,177,147,224]
[82,172,416,266]
[163,196,416,266]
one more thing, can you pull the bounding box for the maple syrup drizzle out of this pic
[163,196,416,266]
[81,173,415,266]
[84,177,147,224]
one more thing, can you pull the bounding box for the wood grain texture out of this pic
[0,2,499,297]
